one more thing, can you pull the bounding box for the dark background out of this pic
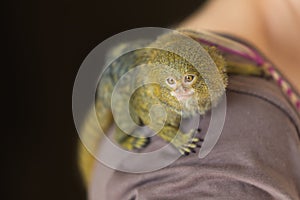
[9,0,206,199]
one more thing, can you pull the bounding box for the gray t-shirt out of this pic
[89,75,300,200]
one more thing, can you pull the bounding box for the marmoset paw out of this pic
[177,128,203,155]
[119,135,150,151]
[132,136,151,149]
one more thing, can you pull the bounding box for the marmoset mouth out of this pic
[170,90,194,101]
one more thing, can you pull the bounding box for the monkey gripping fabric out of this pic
[88,31,300,200]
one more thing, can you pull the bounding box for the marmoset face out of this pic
[153,65,209,117]
[165,73,197,101]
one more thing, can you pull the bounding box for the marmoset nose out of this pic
[175,85,189,93]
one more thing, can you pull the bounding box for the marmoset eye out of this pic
[166,77,176,85]
[184,75,195,83]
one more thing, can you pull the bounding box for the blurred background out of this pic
[9,0,206,199]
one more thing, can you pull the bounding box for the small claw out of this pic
[186,143,197,148]
[182,147,191,153]
[179,147,191,156]
[179,149,185,155]
[144,137,151,145]
[191,138,200,143]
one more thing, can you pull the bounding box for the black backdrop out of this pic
[9,0,206,199]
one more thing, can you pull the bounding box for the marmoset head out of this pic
[146,47,226,117]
